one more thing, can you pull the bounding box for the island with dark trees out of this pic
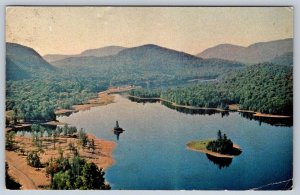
[187,130,242,159]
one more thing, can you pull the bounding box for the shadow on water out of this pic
[113,129,124,141]
[128,96,293,127]
[56,112,74,117]
[13,124,57,136]
[161,101,230,116]
[112,121,125,141]
[206,154,232,169]
[205,148,241,169]
[128,96,160,104]
[128,96,230,116]
[240,112,293,127]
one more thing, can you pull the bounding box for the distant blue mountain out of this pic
[43,46,126,63]
[197,38,293,64]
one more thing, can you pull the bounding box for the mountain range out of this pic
[197,38,293,64]
[6,38,293,85]
[50,44,244,86]
[43,46,126,63]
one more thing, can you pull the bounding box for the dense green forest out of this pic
[47,155,110,190]
[130,64,293,115]
[220,63,293,114]
[6,79,98,122]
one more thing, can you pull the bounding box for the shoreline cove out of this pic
[54,85,138,115]
[55,92,115,115]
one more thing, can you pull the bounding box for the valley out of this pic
[5,38,293,190]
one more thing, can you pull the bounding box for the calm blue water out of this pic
[58,95,293,190]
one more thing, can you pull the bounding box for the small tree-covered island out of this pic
[187,130,242,159]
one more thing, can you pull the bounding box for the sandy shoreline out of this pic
[253,112,292,118]
[55,92,115,114]
[6,133,116,189]
[55,86,138,114]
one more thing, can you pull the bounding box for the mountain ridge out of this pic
[197,38,293,64]
[51,43,243,87]
[43,46,126,63]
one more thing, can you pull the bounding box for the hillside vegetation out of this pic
[130,64,293,115]
[6,43,56,80]
[6,79,96,122]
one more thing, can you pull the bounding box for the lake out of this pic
[58,94,293,190]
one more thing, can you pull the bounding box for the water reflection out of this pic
[14,124,58,137]
[113,129,124,141]
[112,121,125,141]
[221,111,230,118]
[55,112,74,117]
[128,96,293,127]
[240,112,293,127]
[206,154,232,169]
[161,101,229,116]
[128,96,159,104]
[128,96,230,116]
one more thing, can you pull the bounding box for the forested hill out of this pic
[221,64,292,115]
[51,44,244,87]
[197,38,293,65]
[130,63,293,115]
[43,46,126,63]
[6,42,56,80]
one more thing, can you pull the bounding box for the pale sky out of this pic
[6,7,293,56]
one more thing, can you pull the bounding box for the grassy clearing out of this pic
[186,140,211,150]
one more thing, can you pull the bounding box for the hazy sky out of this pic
[6,7,293,55]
